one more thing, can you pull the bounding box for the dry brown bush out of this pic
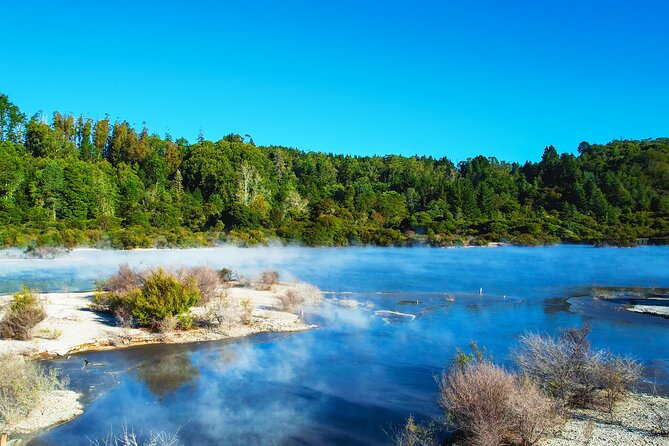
[595,356,641,415]
[0,353,61,429]
[0,287,47,340]
[157,315,178,341]
[255,270,279,290]
[277,289,304,311]
[176,265,221,304]
[98,264,143,294]
[508,378,559,446]
[513,326,603,411]
[439,361,516,446]
[388,415,438,446]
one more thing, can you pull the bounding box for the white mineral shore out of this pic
[541,393,669,446]
[6,390,83,436]
[0,282,319,358]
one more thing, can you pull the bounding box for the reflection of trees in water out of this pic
[135,353,200,398]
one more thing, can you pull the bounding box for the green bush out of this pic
[130,269,200,327]
[0,286,47,340]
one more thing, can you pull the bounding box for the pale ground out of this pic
[0,281,320,440]
[6,390,83,436]
[0,282,319,358]
[541,393,669,446]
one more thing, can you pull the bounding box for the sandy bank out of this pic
[541,393,669,446]
[5,390,82,436]
[0,282,318,358]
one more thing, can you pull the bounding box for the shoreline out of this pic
[0,282,319,440]
[0,282,318,359]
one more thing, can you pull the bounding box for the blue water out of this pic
[0,246,666,445]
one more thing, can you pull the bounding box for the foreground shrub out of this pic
[0,287,47,340]
[389,415,438,446]
[596,356,641,414]
[439,360,516,446]
[130,269,201,327]
[513,326,602,410]
[91,425,182,446]
[0,354,61,429]
[508,378,559,446]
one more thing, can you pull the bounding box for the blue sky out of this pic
[2,1,668,162]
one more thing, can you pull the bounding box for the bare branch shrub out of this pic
[97,264,143,294]
[278,289,304,311]
[157,316,178,341]
[0,354,61,429]
[508,378,559,446]
[387,415,439,446]
[0,287,47,340]
[90,425,182,446]
[255,270,279,290]
[513,326,602,411]
[176,265,221,304]
[595,356,641,415]
[439,361,515,446]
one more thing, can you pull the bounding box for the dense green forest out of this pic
[0,93,667,248]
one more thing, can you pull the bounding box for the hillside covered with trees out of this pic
[0,93,667,248]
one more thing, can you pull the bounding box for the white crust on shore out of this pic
[6,390,83,435]
[541,393,669,446]
[0,282,318,358]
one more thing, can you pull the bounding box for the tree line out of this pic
[0,93,667,248]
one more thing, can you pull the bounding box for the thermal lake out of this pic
[0,245,667,445]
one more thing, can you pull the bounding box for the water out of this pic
[1,245,667,445]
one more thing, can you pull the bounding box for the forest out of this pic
[0,93,667,249]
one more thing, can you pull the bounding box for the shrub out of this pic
[90,426,182,446]
[176,265,221,304]
[218,267,236,282]
[508,378,559,446]
[0,354,61,429]
[595,356,641,414]
[255,270,279,290]
[439,360,515,446]
[277,289,304,311]
[130,269,200,328]
[0,287,47,340]
[240,298,254,325]
[97,264,143,294]
[388,415,438,446]
[513,326,602,411]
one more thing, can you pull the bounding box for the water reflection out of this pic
[135,353,199,398]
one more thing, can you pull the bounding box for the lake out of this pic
[1,245,667,445]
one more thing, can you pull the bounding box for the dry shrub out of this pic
[255,270,279,290]
[0,287,47,340]
[90,425,182,446]
[596,357,641,415]
[439,361,516,446]
[176,265,221,304]
[508,378,559,446]
[278,289,304,311]
[513,326,602,411]
[240,298,254,325]
[98,264,143,294]
[0,353,61,429]
[157,315,178,340]
[388,415,438,446]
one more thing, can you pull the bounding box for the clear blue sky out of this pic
[2,1,668,162]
